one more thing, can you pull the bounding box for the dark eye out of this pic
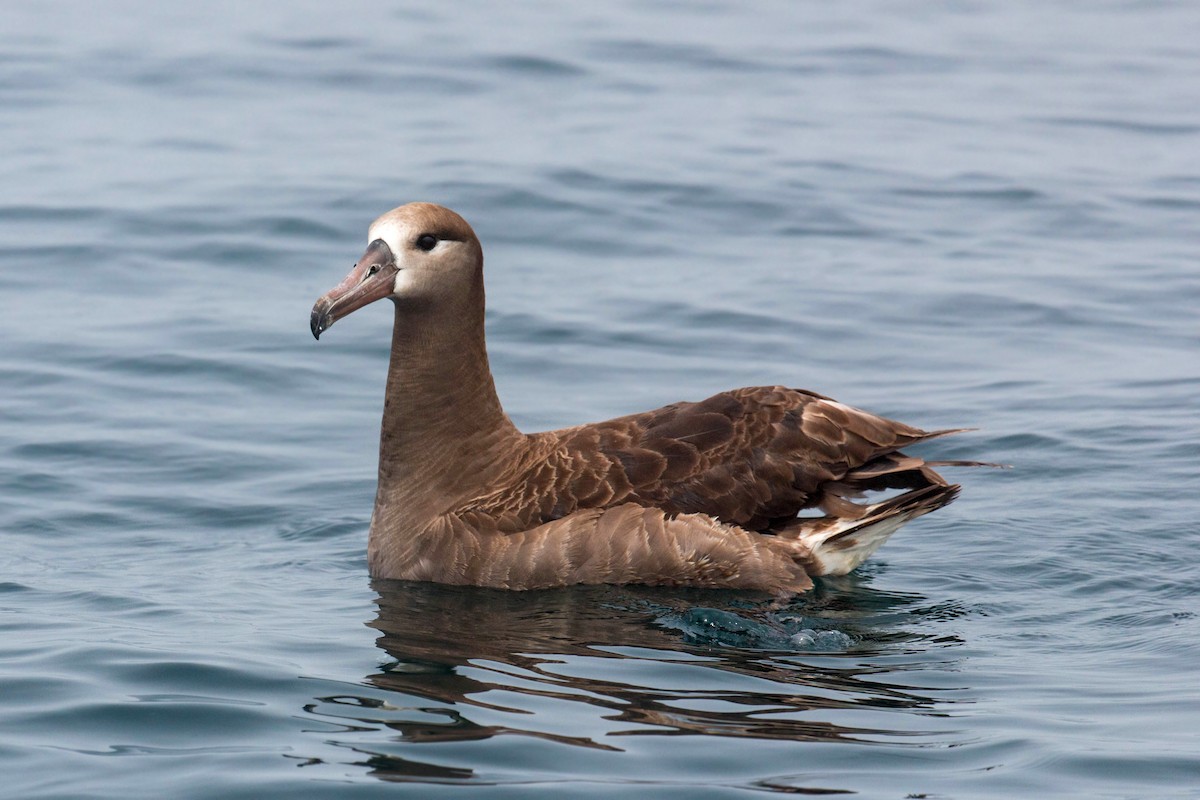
[416,234,438,252]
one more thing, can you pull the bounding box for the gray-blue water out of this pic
[3,2,1199,797]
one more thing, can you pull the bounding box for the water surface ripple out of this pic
[2,2,1199,798]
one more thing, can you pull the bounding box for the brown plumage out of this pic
[311,203,982,595]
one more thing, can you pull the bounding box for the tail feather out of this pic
[767,426,994,578]
[776,483,960,576]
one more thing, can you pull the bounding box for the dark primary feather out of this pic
[463,386,955,533]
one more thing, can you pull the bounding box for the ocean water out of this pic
[3,1,1199,797]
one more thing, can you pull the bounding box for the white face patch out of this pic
[368,218,410,259]
[364,205,469,299]
[367,216,416,298]
[392,266,417,296]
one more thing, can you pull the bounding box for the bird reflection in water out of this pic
[306,579,970,784]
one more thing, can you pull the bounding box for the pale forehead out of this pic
[367,203,474,243]
[367,213,411,245]
[368,206,422,243]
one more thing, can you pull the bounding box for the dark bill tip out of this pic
[310,304,331,340]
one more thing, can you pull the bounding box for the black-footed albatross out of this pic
[311,202,982,595]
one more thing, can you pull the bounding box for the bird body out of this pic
[311,203,978,595]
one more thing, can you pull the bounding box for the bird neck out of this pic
[373,289,523,519]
